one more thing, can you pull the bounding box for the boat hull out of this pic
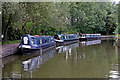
[56,39,79,46]
[19,44,56,54]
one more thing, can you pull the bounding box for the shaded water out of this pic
[2,40,119,78]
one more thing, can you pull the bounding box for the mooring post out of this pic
[40,48,42,55]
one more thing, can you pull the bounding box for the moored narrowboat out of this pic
[80,34,101,41]
[18,34,56,53]
[54,34,79,45]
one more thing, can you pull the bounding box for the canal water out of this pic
[2,39,119,78]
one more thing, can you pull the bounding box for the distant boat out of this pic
[18,34,56,53]
[54,34,79,45]
[80,34,101,41]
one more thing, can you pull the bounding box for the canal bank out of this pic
[1,43,19,58]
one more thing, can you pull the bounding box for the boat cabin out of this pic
[19,34,55,50]
[54,34,79,41]
[81,34,101,38]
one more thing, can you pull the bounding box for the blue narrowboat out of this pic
[80,34,101,41]
[54,34,79,45]
[18,34,56,53]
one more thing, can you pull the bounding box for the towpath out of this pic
[1,43,20,58]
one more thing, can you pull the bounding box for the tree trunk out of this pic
[106,30,109,35]
[22,23,28,34]
[71,15,73,26]
[77,17,79,24]
[29,25,35,34]
[106,25,109,35]
[3,14,12,42]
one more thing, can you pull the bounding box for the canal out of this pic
[2,39,119,78]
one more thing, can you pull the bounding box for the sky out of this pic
[114,0,120,3]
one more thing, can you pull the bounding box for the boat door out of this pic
[22,36,29,45]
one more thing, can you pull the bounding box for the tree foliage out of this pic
[2,2,118,42]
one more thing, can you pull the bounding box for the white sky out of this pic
[114,0,120,3]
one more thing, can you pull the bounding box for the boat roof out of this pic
[83,34,101,35]
[57,34,77,35]
[24,34,53,38]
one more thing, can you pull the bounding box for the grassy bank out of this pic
[3,40,21,45]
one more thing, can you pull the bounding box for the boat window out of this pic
[62,36,65,39]
[45,38,47,43]
[23,36,29,44]
[75,35,77,38]
[66,36,68,39]
[51,37,54,40]
[47,38,49,43]
[54,35,60,40]
[31,37,35,44]
[74,36,75,38]
[42,38,45,43]
[69,36,70,39]
[40,39,42,44]
[58,35,62,40]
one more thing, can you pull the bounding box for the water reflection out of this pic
[56,43,79,62]
[22,48,56,71]
[2,48,56,78]
[56,43,79,54]
[2,40,119,78]
[109,71,119,78]
[81,40,101,46]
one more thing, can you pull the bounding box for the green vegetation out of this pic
[3,40,21,45]
[118,34,120,38]
[114,2,119,42]
[2,2,118,43]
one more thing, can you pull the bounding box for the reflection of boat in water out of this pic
[56,42,80,62]
[56,42,79,54]
[21,48,56,71]
[81,40,101,46]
